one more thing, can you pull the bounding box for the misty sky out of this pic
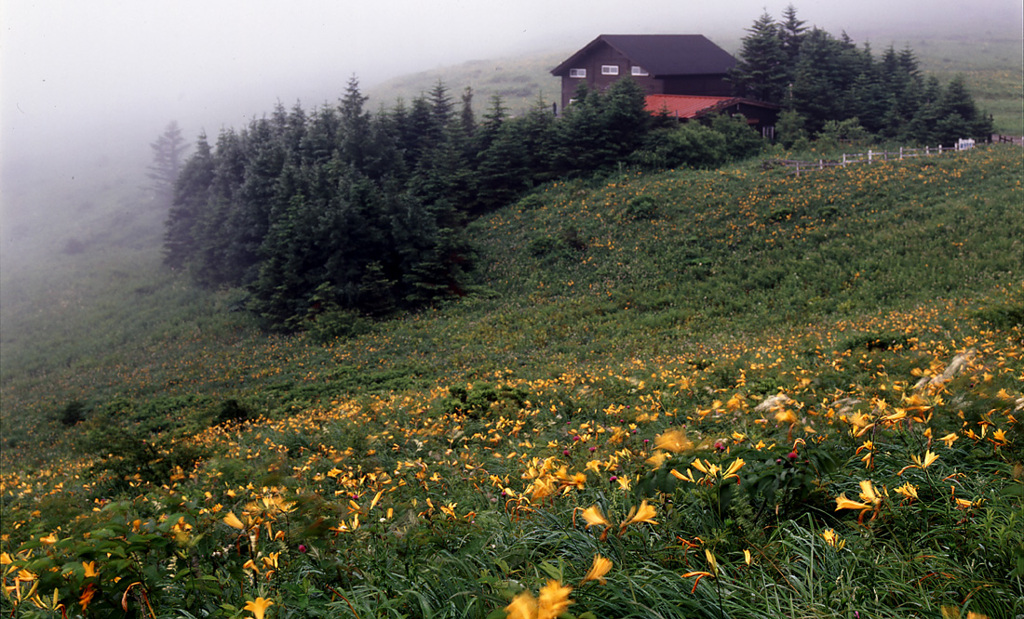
[1,0,1020,162]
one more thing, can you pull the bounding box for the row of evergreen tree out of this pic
[164,6,992,329]
[730,6,992,145]
[163,78,760,329]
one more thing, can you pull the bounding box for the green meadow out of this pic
[1,23,1022,619]
[2,143,1022,617]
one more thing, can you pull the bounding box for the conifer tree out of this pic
[164,132,212,269]
[601,78,652,158]
[477,112,529,211]
[779,5,807,67]
[518,96,558,184]
[148,121,188,209]
[338,76,372,172]
[460,86,476,139]
[730,12,788,103]
[189,128,248,286]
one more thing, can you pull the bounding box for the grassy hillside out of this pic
[1,145,1021,617]
[366,51,566,116]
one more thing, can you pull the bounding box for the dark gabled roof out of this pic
[551,34,737,77]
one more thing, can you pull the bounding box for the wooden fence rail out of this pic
[768,144,967,177]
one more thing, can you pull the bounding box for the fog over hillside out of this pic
[0,0,1020,277]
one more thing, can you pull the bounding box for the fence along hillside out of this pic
[769,140,980,177]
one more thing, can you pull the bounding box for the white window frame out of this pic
[569,68,586,78]
[631,66,649,76]
[601,65,619,76]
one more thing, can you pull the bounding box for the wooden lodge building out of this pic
[551,34,779,136]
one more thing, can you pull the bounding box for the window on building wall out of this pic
[631,66,649,76]
[569,68,586,78]
[601,65,619,76]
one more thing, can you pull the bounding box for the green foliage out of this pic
[215,398,251,425]
[622,195,660,221]
[839,331,912,352]
[57,400,89,426]
[631,123,728,169]
[3,147,1023,617]
[973,300,1024,330]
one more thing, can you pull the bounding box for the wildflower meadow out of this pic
[1,145,1022,618]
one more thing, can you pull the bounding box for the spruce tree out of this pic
[730,12,788,103]
[477,114,530,212]
[779,4,807,67]
[601,78,651,158]
[148,121,188,209]
[460,86,476,139]
[164,132,212,269]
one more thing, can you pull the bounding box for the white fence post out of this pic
[777,139,965,178]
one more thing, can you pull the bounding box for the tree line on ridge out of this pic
[161,5,991,330]
[162,78,760,329]
[729,5,992,145]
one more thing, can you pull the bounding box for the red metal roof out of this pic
[644,95,740,119]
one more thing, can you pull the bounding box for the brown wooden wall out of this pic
[558,40,733,112]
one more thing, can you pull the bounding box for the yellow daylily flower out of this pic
[537,580,573,619]
[505,591,537,619]
[821,528,846,550]
[722,458,745,480]
[912,449,940,469]
[29,587,62,611]
[670,468,696,483]
[243,596,274,619]
[581,555,612,585]
[859,479,883,506]
[835,480,883,523]
[223,512,245,530]
[655,428,693,453]
[681,570,714,593]
[894,482,919,501]
[834,494,870,511]
[941,605,990,619]
[774,409,798,425]
[704,548,718,576]
[620,500,658,531]
[82,561,99,578]
[690,458,711,475]
[899,449,940,475]
[581,505,610,529]
[368,489,385,511]
[645,451,671,469]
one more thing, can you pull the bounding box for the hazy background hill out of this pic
[363,24,1022,131]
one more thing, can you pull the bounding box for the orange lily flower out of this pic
[581,555,612,585]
